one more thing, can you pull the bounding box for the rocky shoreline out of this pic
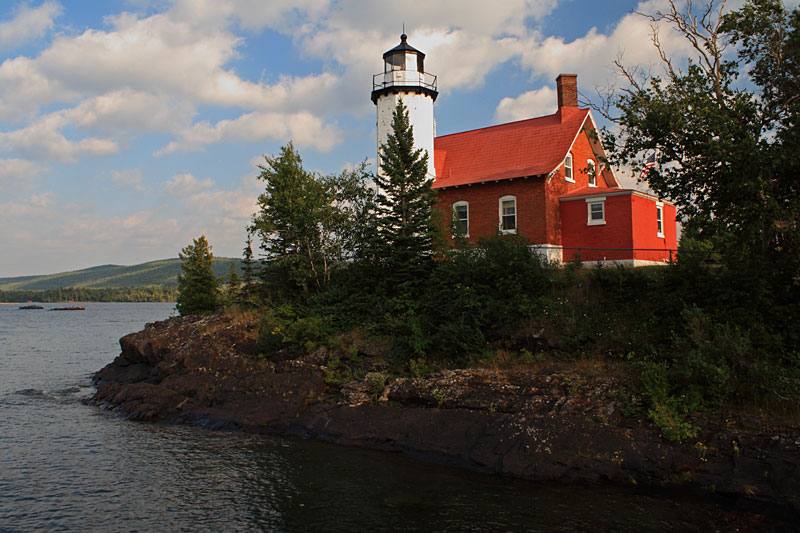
[91,313,800,519]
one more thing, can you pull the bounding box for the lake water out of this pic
[0,302,788,531]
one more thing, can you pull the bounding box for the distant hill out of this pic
[0,258,243,290]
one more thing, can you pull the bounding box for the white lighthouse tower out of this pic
[371,34,438,179]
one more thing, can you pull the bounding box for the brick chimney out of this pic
[556,74,578,108]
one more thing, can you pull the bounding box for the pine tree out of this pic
[226,262,241,301]
[176,235,218,315]
[242,233,255,297]
[375,98,440,288]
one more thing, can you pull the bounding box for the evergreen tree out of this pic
[241,233,255,298]
[176,235,218,315]
[226,262,241,301]
[375,98,440,288]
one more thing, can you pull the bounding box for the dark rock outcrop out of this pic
[91,314,800,518]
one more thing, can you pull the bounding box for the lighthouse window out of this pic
[453,201,469,237]
[499,196,517,234]
[587,159,596,186]
[565,153,574,182]
[387,53,405,71]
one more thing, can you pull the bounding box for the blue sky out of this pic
[0,0,789,276]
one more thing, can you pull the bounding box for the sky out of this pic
[0,0,793,277]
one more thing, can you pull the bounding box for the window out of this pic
[452,201,469,237]
[564,153,574,182]
[499,195,517,233]
[586,197,606,226]
[386,53,405,71]
[587,159,596,187]
[656,202,664,237]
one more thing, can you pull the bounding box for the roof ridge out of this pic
[434,107,588,140]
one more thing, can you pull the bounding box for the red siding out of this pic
[545,127,613,245]
[560,194,634,262]
[435,127,616,247]
[631,197,678,262]
[435,178,547,244]
[559,192,678,263]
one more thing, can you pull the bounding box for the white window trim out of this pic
[452,200,469,238]
[499,195,517,234]
[586,197,606,226]
[564,153,574,183]
[587,159,596,187]
[656,201,664,238]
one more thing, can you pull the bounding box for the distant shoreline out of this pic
[0,300,177,305]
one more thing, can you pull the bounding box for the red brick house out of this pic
[432,75,677,266]
[372,36,677,266]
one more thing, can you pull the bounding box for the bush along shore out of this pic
[91,237,800,519]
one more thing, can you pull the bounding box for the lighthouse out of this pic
[371,34,438,179]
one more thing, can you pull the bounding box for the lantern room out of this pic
[371,34,438,104]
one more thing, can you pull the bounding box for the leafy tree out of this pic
[601,0,798,273]
[375,99,440,288]
[176,235,218,315]
[251,143,375,295]
[251,143,320,293]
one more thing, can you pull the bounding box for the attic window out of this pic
[499,195,517,234]
[586,197,606,226]
[453,201,469,237]
[565,154,574,182]
[587,159,596,187]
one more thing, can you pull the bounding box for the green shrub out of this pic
[639,362,699,442]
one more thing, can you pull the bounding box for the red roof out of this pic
[433,107,590,189]
[560,185,609,198]
[559,186,671,204]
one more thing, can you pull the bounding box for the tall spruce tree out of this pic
[176,235,218,315]
[242,233,255,298]
[375,99,439,288]
[226,262,240,301]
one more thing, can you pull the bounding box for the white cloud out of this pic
[222,0,330,32]
[0,158,48,190]
[67,90,196,133]
[29,190,55,207]
[0,56,78,121]
[0,190,55,216]
[156,110,342,155]
[165,172,214,196]
[518,2,699,93]
[18,7,339,113]
[0,169,261,275]
[111,168,147,192]
[492,0,712,126]
[0,112,118,163]
[284,0,559,114]
[494,86,557,123]
[0,1,61,52]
